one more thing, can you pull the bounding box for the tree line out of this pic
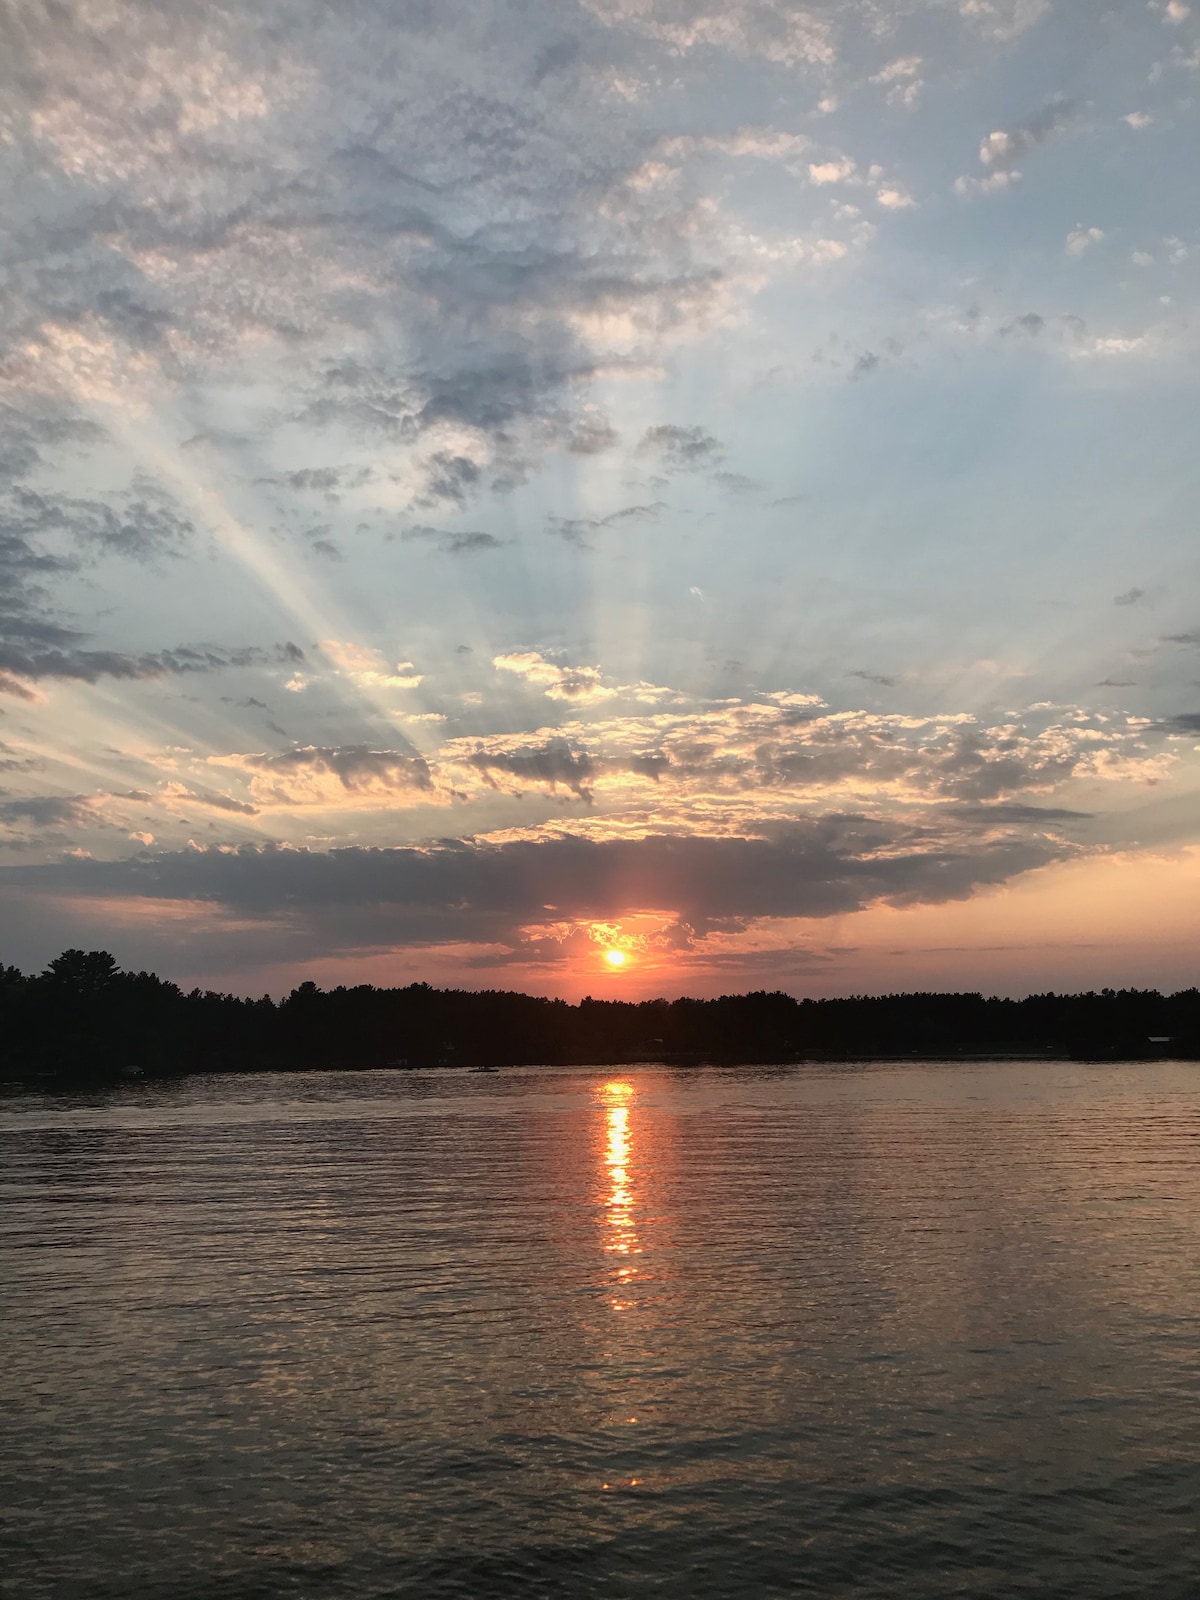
[1,948,1198,1087]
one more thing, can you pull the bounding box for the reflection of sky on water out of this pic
[601,1081,641,1312]
[8,1064,1200,1594]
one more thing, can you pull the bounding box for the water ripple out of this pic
[3,1061,1200,1598]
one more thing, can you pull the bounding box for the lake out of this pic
[3,1061,1199,1598]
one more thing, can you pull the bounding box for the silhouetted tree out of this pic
[1,950,1197,1087]
[42,949,120,994]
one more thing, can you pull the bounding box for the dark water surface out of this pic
[3,1061,1200,1598]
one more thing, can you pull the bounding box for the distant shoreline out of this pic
[2,950,1197,1089]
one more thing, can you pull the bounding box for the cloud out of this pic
[0,743,43,775]
[580,0,836,69]
[548,501,666,547]
[0,0,1194,990]
[4,483,194,564]
[638,424,723,470]
[0,684,1181,962]
[283,468,342,492]
[436,697,1170,815]
[957,0,1050,40]
[876,186,916,210]
[161,783,261,816]
[0,795,98,830]
[445,530,504,554]
[219,746,432,806]
[954,170,1021,197]
[0,819,1073,961]
[0,409,309,698]
[559,410,620,455]
[0,637,305,696]
[401,525,504,555]
[994,311,1150,361]
[414,452,486,509]
[871,55,922,84]
[945,801,1091,824]
[871,55,923,109]
[467,740,598,799]
[955,101,1073,196]
[672,126,812,163]
[809,158,857,185]
[2,0,807,540]
[318,640,423,689]
[1000,312,1046,337]
[1114,588,1145,606]
[493,650,613,702]
[987,105,1075,169]
[1066,226,1104,256]
[0,471,210,693]
[267,465,374,496]
[711,471,760,493]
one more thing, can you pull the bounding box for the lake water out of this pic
[3,1061,1200,1598]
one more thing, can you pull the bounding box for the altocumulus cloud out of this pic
[0,0,891,535]
[62,695,1172,830]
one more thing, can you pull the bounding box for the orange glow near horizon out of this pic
[601,1080,641,1310]
[150,845,1200,1002]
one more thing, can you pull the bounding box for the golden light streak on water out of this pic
[601,1080,641,1310]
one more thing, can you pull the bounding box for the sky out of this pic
[1,0,1198,999]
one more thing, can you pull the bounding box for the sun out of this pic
[603,948,627,968]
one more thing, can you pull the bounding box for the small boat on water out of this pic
[470,1064,500,1073]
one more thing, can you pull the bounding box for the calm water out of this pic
[3,1061,1200,1598]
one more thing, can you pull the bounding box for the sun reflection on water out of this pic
[601,1080,641,1310]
